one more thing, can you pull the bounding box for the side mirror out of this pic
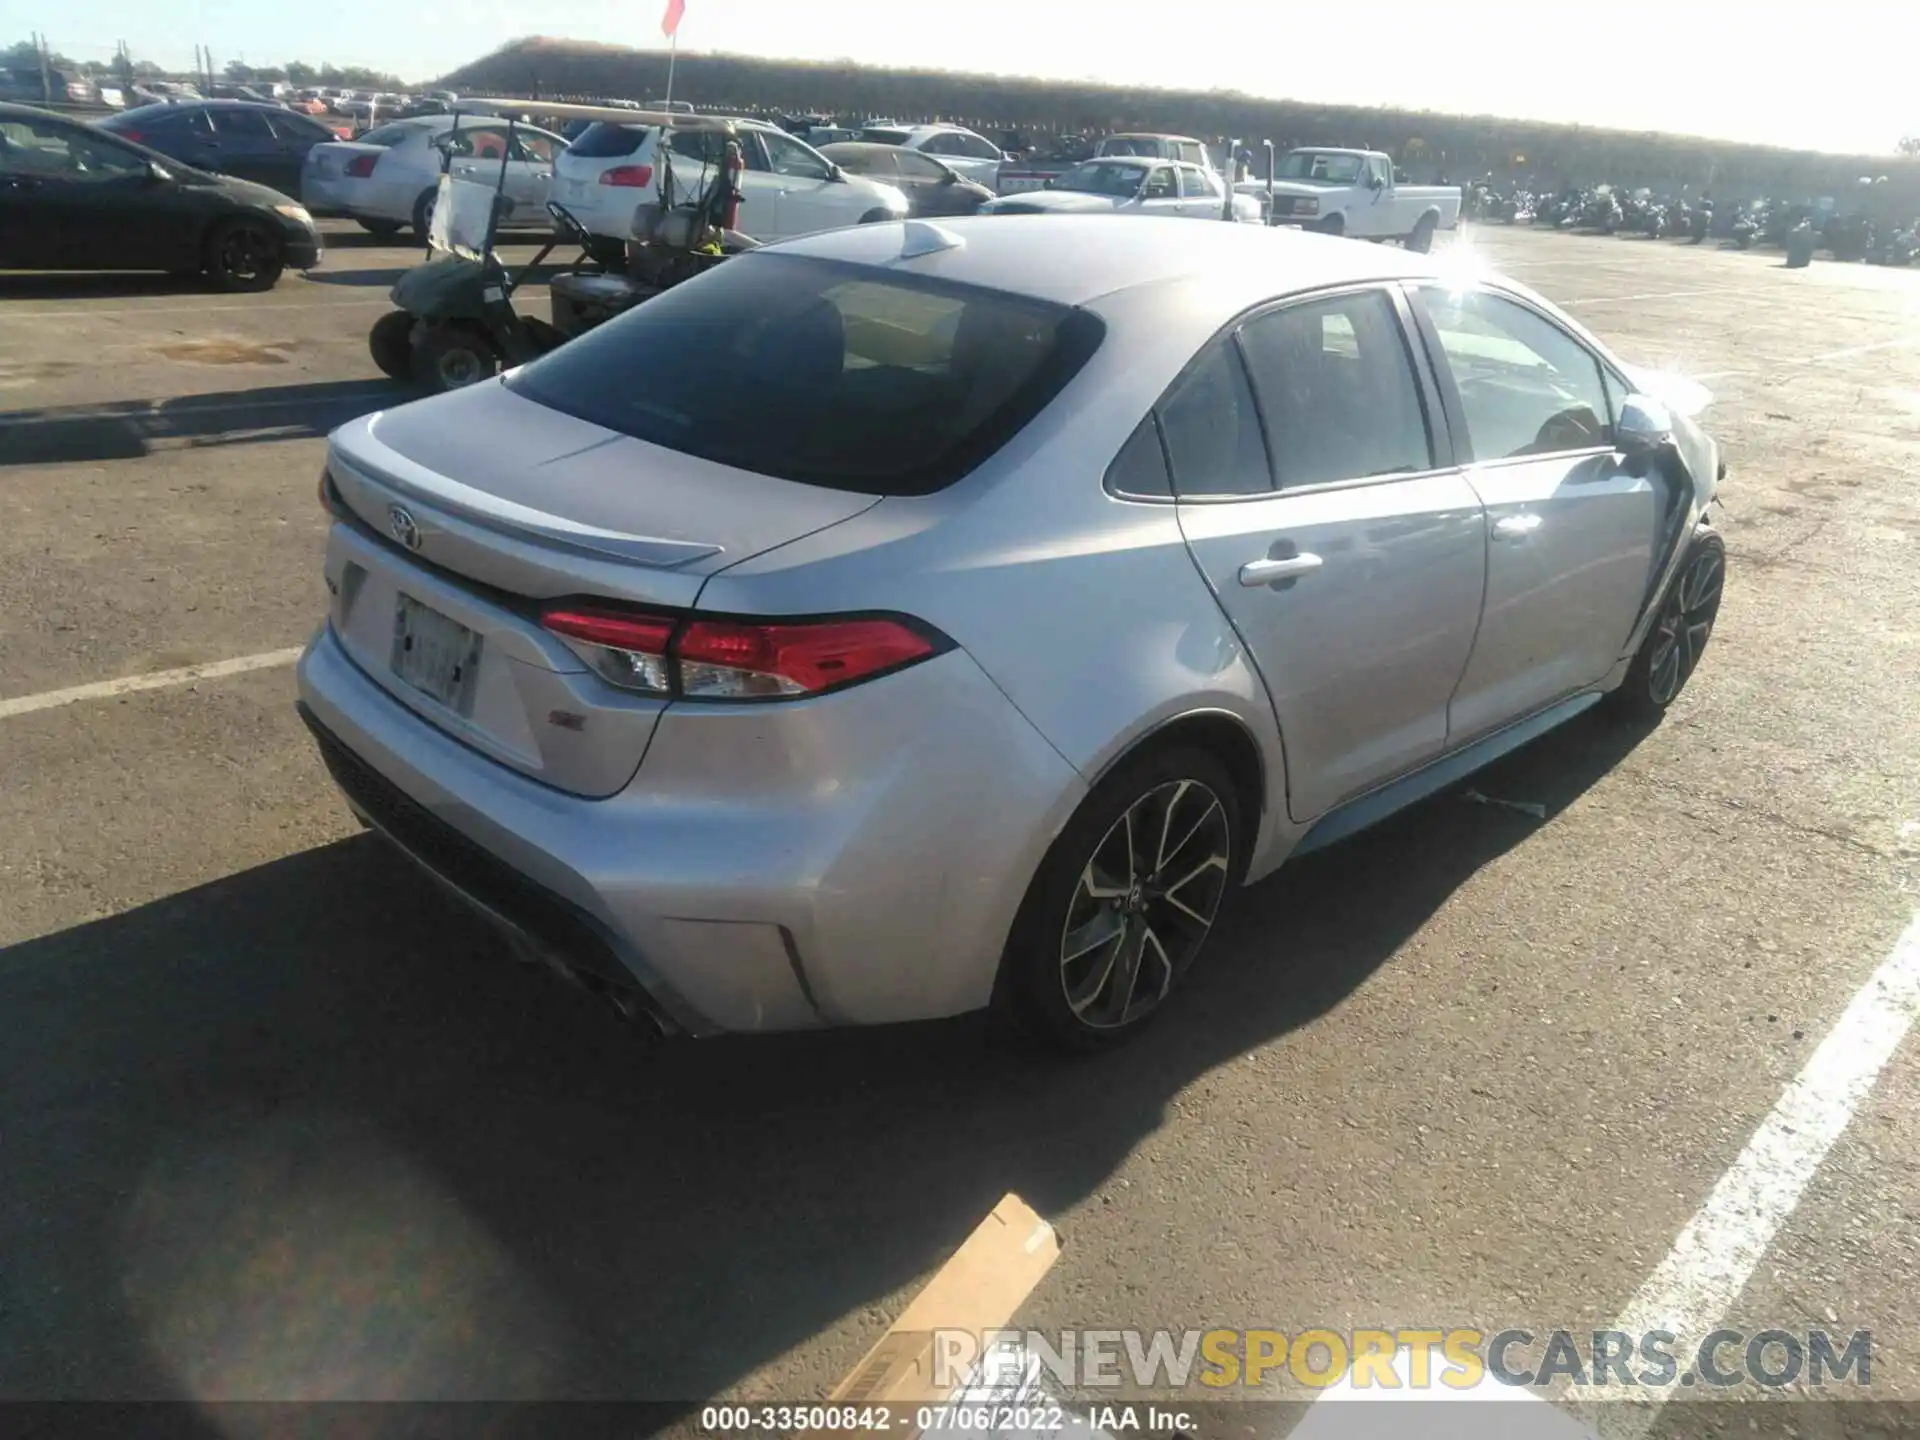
[826,163,845,182]
[938,170,958,186]
[1614,395,1675,460]
[1369,173,1386,191]
[1003,150,1020,161]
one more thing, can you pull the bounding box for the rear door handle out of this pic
[1493,513,1543,539]
[1238,553,1323,586]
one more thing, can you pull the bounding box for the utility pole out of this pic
[34,31,53,105]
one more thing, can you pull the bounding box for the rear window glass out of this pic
[506,254,1103,495]
[567,122,650,158]
[355,122,418,147]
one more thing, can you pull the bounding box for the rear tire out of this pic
[367,310,414,381]
[995,747,1241,1052]
[1606,530,1726,721]
[203,219,284,292]
[358,217,404,238]
[411,187,438,240]
[410,322,498,393]
[1407,213,1438,253]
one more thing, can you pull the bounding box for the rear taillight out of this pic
[118,128,143,143]
[541,606,675,694]
[345,153,378,178]
[540,604,945,701]
[598,163,654,188]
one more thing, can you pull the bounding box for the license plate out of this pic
[391,594,482,713]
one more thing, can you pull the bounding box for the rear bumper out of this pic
[295,623,1084,1035]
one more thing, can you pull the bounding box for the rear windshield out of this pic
[862,126,912,145]
[567,122,650,158]
[506,254,1103,495]
[355,122,419,147]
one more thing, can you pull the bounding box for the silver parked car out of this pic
[298,216,1726,1049]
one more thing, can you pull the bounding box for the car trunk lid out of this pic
[320,382,881,796]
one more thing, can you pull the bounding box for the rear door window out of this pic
[1156,342,1272,497]
[505,254,1104,495]
[1237,289,1433,487]
[209,107,275,139]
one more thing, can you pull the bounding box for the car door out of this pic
[503,128,560,221]
[1136,164,1182,216]
[1176,164,1224,219]
[754,128,845,237]
[264,110,333,196]
[1409,284,1662,739]
[1166,286,1488,821]
[204,107,283,186]
[0,115,199,270]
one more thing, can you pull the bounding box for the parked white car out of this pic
[302,114,567,236]
[859,122,1007,189]
[553,117,908,245]
[982,158,1260,223]
[1241,148,1461,251]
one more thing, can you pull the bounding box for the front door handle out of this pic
[1493,513,1543,540]
[1238,552,1323,587]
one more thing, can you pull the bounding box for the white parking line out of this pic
[0,647,304,720]
[1581,907,1920,1437]
[1564,288,1737,305]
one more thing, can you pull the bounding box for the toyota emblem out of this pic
[388,504,422,551]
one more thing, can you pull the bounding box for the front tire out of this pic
[997,747,1240,1051]
[1607,530,1726,721]
[410,322,499,393]
[204,219,284,292]
[1317,212,1346,237]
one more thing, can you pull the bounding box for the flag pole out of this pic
[663,30,678,108]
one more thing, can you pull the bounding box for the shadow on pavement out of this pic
[0,711,1652,1408]
[0,380,409,465]
[0,272,212,301]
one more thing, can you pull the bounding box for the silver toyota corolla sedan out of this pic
[299,215,1726,1049]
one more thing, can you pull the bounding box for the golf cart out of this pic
[368,100,758,393]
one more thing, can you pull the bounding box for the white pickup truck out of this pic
[1239,148,1460,252]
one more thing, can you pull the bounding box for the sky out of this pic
[24,0,1920,155]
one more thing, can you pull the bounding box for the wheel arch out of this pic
[1085,707,1272,878]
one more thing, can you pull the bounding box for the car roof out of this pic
[763,213,1443,309]
[1107,132,1202,143]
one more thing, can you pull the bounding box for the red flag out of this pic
[661,0,686,37]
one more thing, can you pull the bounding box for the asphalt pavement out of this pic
[2,221,1918,1432]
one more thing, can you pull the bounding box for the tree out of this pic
[284,60,316,85]
[224,59,254,82]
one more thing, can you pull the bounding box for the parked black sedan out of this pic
[817,142,996,217]
[0,102,321,290]
[97,100,337,196]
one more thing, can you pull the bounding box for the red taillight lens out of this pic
[540,604,943,701]
[677,617,936,698]
[345,153,379,178]
[118,128,144,143]
[598,163,655,188]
